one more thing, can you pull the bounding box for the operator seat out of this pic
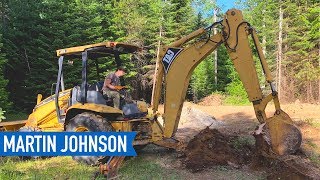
[94,81,114,106]
[69,85,107,106]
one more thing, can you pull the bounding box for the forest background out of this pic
[0,0,319,117]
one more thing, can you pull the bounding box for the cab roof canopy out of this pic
[56,42,141,58]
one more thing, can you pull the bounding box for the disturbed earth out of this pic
[181,128,320,179]
[157,100,320,179]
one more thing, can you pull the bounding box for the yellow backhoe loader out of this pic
[0,9,301,173]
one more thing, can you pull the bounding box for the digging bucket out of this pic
[263,110,302,155]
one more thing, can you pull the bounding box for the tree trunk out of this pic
[310,81,314,103]
[318,42,320,102]
[282,68,287,102]
[277,1,283,100]
[307,82,311,102]
[284,22,289,101]
[213,6,218,86]
[151,24,162,107]
[24,48,31,73]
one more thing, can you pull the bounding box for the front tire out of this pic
[18,126,41,160]
[66,112,113,165]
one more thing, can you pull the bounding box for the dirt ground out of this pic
[152,102,320,179]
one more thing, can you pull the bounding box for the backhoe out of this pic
[0,8,301,175]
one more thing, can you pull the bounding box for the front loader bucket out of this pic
[263,110,302,155]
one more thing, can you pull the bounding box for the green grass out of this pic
[119,156,180,180]
[222,95,250,106]
[0,157,99,180]
[309,153,320,167]
[230,136,255,150]
[306,140,318,149]
[304,118,320,128]
[0,156,180,180]
[305,139,320,167]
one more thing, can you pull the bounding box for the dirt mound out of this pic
[183,128,252,172]
[182,128,320,179]
[198,94,223,106]
[173,103,223,150]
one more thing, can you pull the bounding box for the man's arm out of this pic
[103,78,117,90]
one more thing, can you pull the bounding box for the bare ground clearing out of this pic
[149,102,320,179]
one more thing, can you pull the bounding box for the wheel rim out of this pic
[75,126,89,132]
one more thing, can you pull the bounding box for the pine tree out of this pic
[240,0,320,103]
[0,33,11,110]
[189,1,217,101]
[1,0,115,111]
[1,0,43,111]
[283,0,319,102]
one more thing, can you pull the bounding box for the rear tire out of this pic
[66,112,113,165]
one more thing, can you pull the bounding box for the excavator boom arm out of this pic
[152,9,301,155]
[152,9,262,137]
[153,31,223,137]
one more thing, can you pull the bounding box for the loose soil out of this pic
[156,102,320,179]
[197,94,223,106]
[183,128,252,172]
[182,128,320,179]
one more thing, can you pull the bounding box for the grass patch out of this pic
[230,136,255,150]
[309,153,320,167]
[0,157,99,180]
[304,118,320,128]
[0,156,180,180]
[304,139,320,167]
[120,156,180,180]
[223,95,250,106]
[306,140,318,149]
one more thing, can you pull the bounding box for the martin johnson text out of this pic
[0,132,136,156]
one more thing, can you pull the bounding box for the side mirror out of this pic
[37,94,43,105]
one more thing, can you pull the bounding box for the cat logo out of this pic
[162,48,183,74]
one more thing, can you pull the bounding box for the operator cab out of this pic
[54,42,146,122]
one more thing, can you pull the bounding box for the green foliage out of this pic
[0,33,11,111]
[224,83,250,105]
[1,0,115,111]
[188,1,253,104]
[191,57,215,100]
[223,61,250,105]
[112,0,198,101]
[231,136,255,150]
[189,45,234,101]
[5,112,28,121]
[0,108,6,121]
[188,1,233,101]
[240,0,320,102]
[0,0,319,110]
